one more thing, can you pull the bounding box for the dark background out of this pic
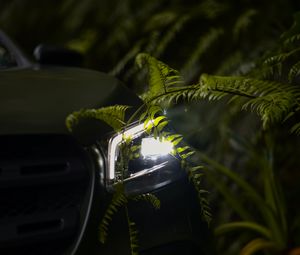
[1,1,300,254]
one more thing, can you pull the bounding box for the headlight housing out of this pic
[107,123,184,194]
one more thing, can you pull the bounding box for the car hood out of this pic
[0,66,142,137]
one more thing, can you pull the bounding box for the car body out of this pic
[0,31,211,255]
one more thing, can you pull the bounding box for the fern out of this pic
[242,92,295,128]
[136,53,299,131]
[284,33,300,45]
[138,104,211,224]
[66,105,130,132]
[136,53,183,102]
[215,51,243,75]
[181,28,224,80]
[133,193,161,209]
[291,122,300,135]
[288,60,300,82]
[195,0,228,20]
[99,183,128,243]
[240,238,277,255]
[188,165,212,224]
[127,218,139,255]
[263,47,300,66]
[110,40,143,76]
[144,31,160,55]
[144,11,178,32]
[154,15,189,58]
[215,222,272,239]
[233,9,258,40]
[282,12,300,46]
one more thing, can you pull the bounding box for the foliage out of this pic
[66,101,210,254]
[136,52,300,134]
[66,105,130,132]
[131,12,300,253]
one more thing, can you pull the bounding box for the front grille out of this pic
[0,135,90,255]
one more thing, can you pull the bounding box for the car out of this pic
[0,30,211,255]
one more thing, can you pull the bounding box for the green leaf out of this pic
[215,222,271,239]
[66,105,130,132]
[99,183,127,243]
[291,122,300,135]
[157,120,168,132]
[153,115,167,126]
[240,238,277,255]
[205,170,253,221]
[133,193,161,209]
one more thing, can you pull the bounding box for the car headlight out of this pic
[107,122,184,194]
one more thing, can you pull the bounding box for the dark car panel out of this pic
[0,67,142,135]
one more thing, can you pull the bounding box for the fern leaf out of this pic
[136,53,181,102]
[187,165,212,225]
[240,238,277,255]
[263,47,300,65]
[198,74,298,128]
[196,0,228,20]
[288,60,300,82]
[242,91,295,128]
[110,41,143,76]
[215,51,243,75]
[99,183,128,243]
[284,33,300,45]
[154,15,189,58]
[291,122,300,135]
[282,12,300,45]
[144,11,177,32]
[181,28,223,80]
[144,31,160,55]
[127,219,139,255]
[215,222,271,239]
[133,193,161,209]
[233,9,257,40]
[66,105,130,132]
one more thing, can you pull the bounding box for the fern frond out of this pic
[240,238,277,255]
[127,219,139,255]
[288,60,300,82]
[233,9,257,40]
[99,183,128,243]
[139,58,298,130]
[181,28,223,80]
[154,15,189,58]
[215,222,271,239]
[258,63,283,79]
[215,51,243,75]
[144,31,160,55]
[136,53,182,102]
[66,105,130,132]
[110,41,143,76]
[282,12,300,46]
[144,11,177,32]
[291,122,300,135]
[199,74,298,128]
[284,33,300,45]
[242,91,295,128]
[199,74,266,98]
[263,47,300,65]
[188,165,211,225]
[196,0,228,20]
[133,193,161,209]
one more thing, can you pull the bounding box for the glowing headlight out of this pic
[141,137,173,158]
[107,123,182,193]
[108,123,145,180]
